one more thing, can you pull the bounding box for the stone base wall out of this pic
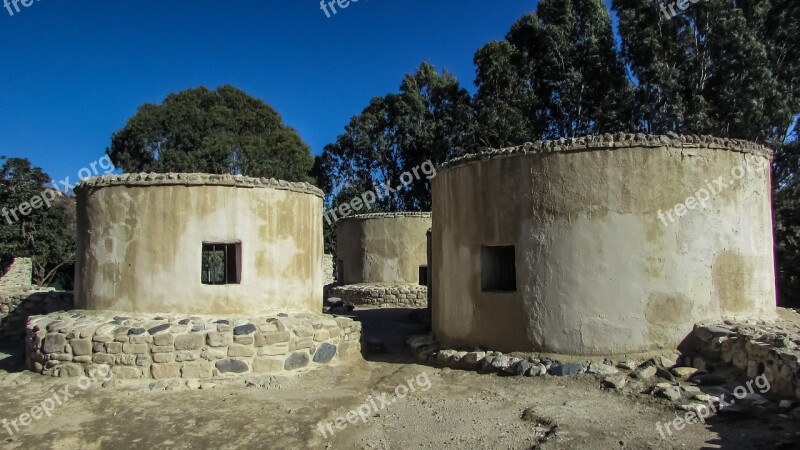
[26,311,362,379]
[323,254,335,286]
[0,257,33,293]
[328,283,427,307]
[691,319,800,400]
[1,290,73,342]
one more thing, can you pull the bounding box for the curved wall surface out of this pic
[432,135,776,356]
[336,213,431,285]
[75,174,323,315]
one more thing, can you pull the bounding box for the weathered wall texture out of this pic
[1,290,72,341]
[75,174,324,315]
[432,134,777,356]
[336,213,431,285]
[0,257,33,293]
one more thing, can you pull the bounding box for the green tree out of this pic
[474,0,633,144]
[108,85,314,182]
[319,63,475,213]
[0,157,76,287]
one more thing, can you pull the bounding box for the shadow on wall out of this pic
[0,291,74,346]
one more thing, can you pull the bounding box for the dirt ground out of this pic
[1,308,799,450]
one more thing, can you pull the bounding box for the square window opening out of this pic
[202,242,241,285]
[481,245,516,292]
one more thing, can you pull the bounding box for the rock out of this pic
[671,367,698,379]
[655,385,682,402]
[548,363,584,377]
[185,380,201,390]
[504,360,533,376]
[313,343,337,364]
[284,351,310,371]
[695,325,733,342]
[617,361,636,370]
[655,355,677,369]
[632,365,657,380]
[588,363,618,376]
[490,355,513,371]
[127,328,146,335]
[779,400,794,409]
[791,407,800,420]
[148,324,170,335]
[233,324,257,336]
[603,374,627,390]
[215,359,249,374]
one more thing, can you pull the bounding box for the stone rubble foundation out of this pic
[26,310,362,380]
[1,290,73,342]
[328,283,426,308]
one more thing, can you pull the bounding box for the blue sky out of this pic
[0,0,536,183]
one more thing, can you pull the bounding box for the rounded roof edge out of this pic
[344,212,432,220]
[440,133,773,172]
[74,173,324,198]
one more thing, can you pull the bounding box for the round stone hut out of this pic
[330,212,431,307]
[74,173,324,314]
[432,134,776,356]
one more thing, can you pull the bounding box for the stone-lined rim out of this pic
[344,212,432,220]
[440,133,772,172]
[74,173,324,198]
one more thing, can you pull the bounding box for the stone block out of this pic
[43,333,67,354]
[123,343,149,354]
[313,329,330,342]
[92,353,116,365]
[201,348,227,361]
[313,343,337,364]
[59,363,83,378]
[233,335,254,345]
[174,334,205,351]
[228,345,255,358]
[176,350,200,362]
[151,345,174,354]
[70,339,92,356]
[254,331,290,347]
[153,353,175,363]
[105,342,123,354]
[216,359,249,374]
[151,363,182,379]
[206,332,233,347]
[259,344,289,356]
[181,362,213,379]
[153,333,174,347]
[284,351,310,371]
[252,357,284,374]
[112,366,143,379]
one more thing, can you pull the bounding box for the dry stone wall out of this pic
[0,257,33,293]
[26,311,362,379]
[1,291,73,342]
[328,283,427,308]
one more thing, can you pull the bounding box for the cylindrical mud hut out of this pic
[432,134,776,356]
[74,173,324,315]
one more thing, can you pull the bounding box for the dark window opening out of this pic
[419,266,428,286]
[337,259,344,282]
[202,242,241,285]
[481,245,516,292]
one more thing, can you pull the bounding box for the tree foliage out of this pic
[0,157,75,287]
[318,63,475,213]
[108,85,314,182]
